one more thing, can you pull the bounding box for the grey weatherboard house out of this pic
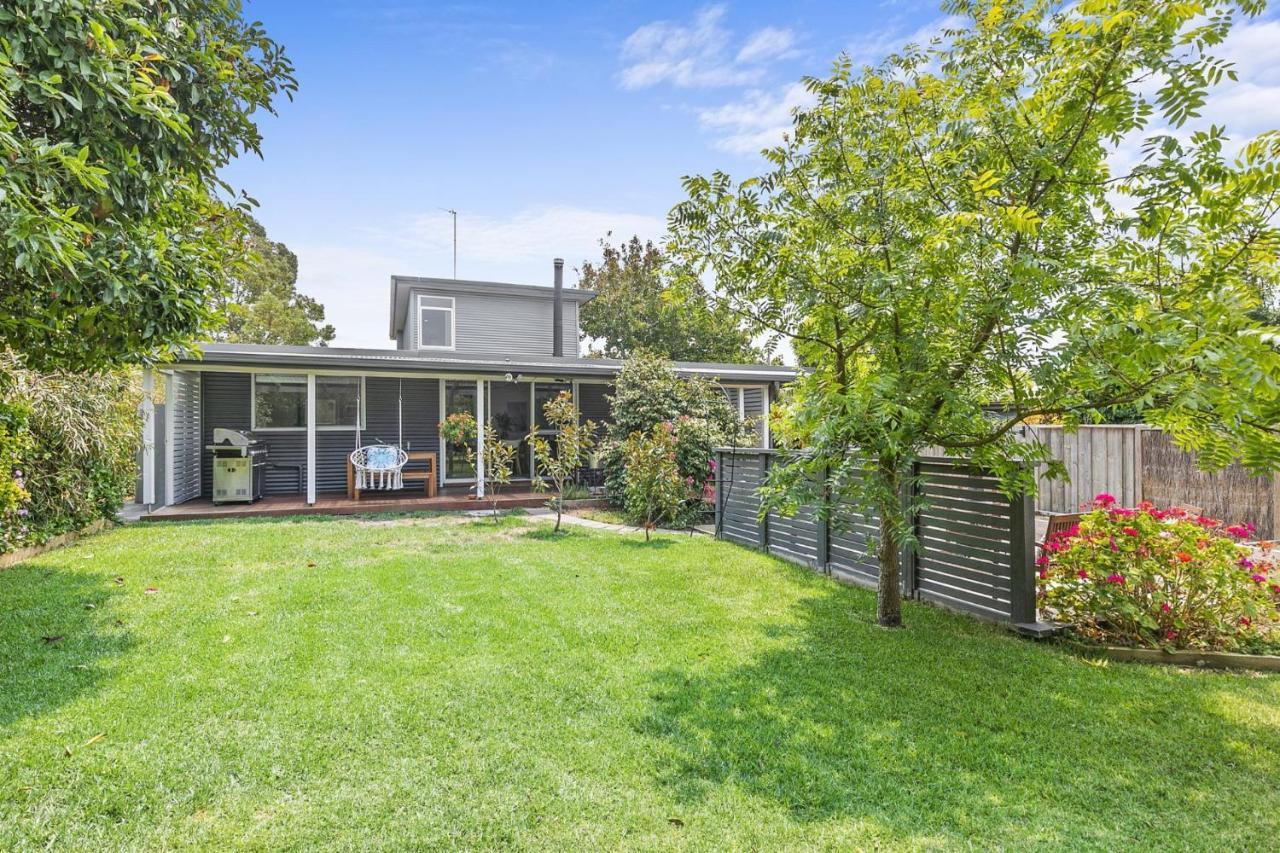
[139,259,798,511]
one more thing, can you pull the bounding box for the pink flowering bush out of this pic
[1038,494,1280,653]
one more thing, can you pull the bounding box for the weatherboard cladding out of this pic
[406,287,579,357]
[171,371,202,504]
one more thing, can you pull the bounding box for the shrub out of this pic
[1038,494,1280,653]
[621,422,687,540]
[0,354,140,551]
[604,352,750,527]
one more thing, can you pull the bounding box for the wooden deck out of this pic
[142,487,549,521]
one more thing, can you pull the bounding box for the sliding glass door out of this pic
[486,380,532,479]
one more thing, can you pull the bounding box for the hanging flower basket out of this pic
[439,411,477,447]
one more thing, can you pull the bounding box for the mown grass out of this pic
[2,513,1278,850]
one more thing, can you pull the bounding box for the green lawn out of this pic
[3,514,1278,850]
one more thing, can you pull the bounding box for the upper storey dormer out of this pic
[388,259,595,357]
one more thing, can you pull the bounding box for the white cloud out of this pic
[698,81,817,154]
[292,206,666,349]
[845,14,961,68]
[618,5,799,90]
[736,26,799,64]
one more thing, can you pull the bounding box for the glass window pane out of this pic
[316,377,361,427]
[420,308,452,347]
[255,375,306,429]
[419,296,453,309]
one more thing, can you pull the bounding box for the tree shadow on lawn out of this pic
[638,581,1280,845]
[0,562,133,730]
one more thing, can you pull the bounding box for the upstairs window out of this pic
[418,295,455,349]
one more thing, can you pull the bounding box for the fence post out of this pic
[758,451,771,552]
[901,461,918,597]
[714,450,723,538]
[816,462,830,574]
[1009,484,1037,624]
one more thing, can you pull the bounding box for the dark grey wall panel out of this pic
[201,372,251,499]
[577,382,613,428]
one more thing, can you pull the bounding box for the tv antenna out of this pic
[441,208,457,278]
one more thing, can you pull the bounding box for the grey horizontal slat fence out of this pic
[715,449,1036,624]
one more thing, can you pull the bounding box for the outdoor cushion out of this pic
[367,446,398,470]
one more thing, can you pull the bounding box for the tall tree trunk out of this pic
[876,460,903,628]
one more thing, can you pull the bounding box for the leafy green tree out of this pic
[621,422,686,541]
[669,0,1280,627]
[0,0,295,370]
[578,235,766,363]
[211,215,335,346]
[528,391,597,533]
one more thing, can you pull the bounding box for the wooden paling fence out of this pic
[1023,425,1278,536]
[714,449,1037,624]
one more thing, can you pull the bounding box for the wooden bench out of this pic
[400,450,438,498]
[347,450,437,500]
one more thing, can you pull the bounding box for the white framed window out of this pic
[252,374,365,430]
[417,295,455,350]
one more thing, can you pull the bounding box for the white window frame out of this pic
[252,373,366,431]
[416,294,456,351]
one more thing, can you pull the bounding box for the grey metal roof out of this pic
[175,343,801,383]
[389,274,596,339]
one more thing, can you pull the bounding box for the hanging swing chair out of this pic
[348,379,407,498]
[349,444,408,495]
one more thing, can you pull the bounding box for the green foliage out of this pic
[621,423,686,540]
[0,0,296,370]
[528,391,597,533]
[211,214,335,346]
[466,421,518,521]
[668,0,1280,627]
[578,235,767,362]
[0,400,33,551]
[604,353,749,527]
[439,412,477,448]
[0,354,139,550]
[1039,496,1279,653]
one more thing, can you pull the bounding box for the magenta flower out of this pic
[1252,573,1267,584]
[1076,569,1089,580]
[1105,574,1126,585]
[1160,602,1172,613]
[1094,493,1116,508]
[1239,557,1254,570]
[1226,524,1252,539]
[1035,555,1050,567]
[1121,526,1139,537]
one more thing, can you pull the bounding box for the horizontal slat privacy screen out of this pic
[714,449,1036,623]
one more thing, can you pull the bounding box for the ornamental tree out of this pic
[668,0,1280,627]
[621,422,686,541]
[466,421,517,521]
[528,391,597,533]
[0,0,296,370]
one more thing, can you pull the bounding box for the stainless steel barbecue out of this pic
[207,428,268,504]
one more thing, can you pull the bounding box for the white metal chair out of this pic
[350,445,408,494]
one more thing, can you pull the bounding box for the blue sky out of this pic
[223,1,1280,349]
